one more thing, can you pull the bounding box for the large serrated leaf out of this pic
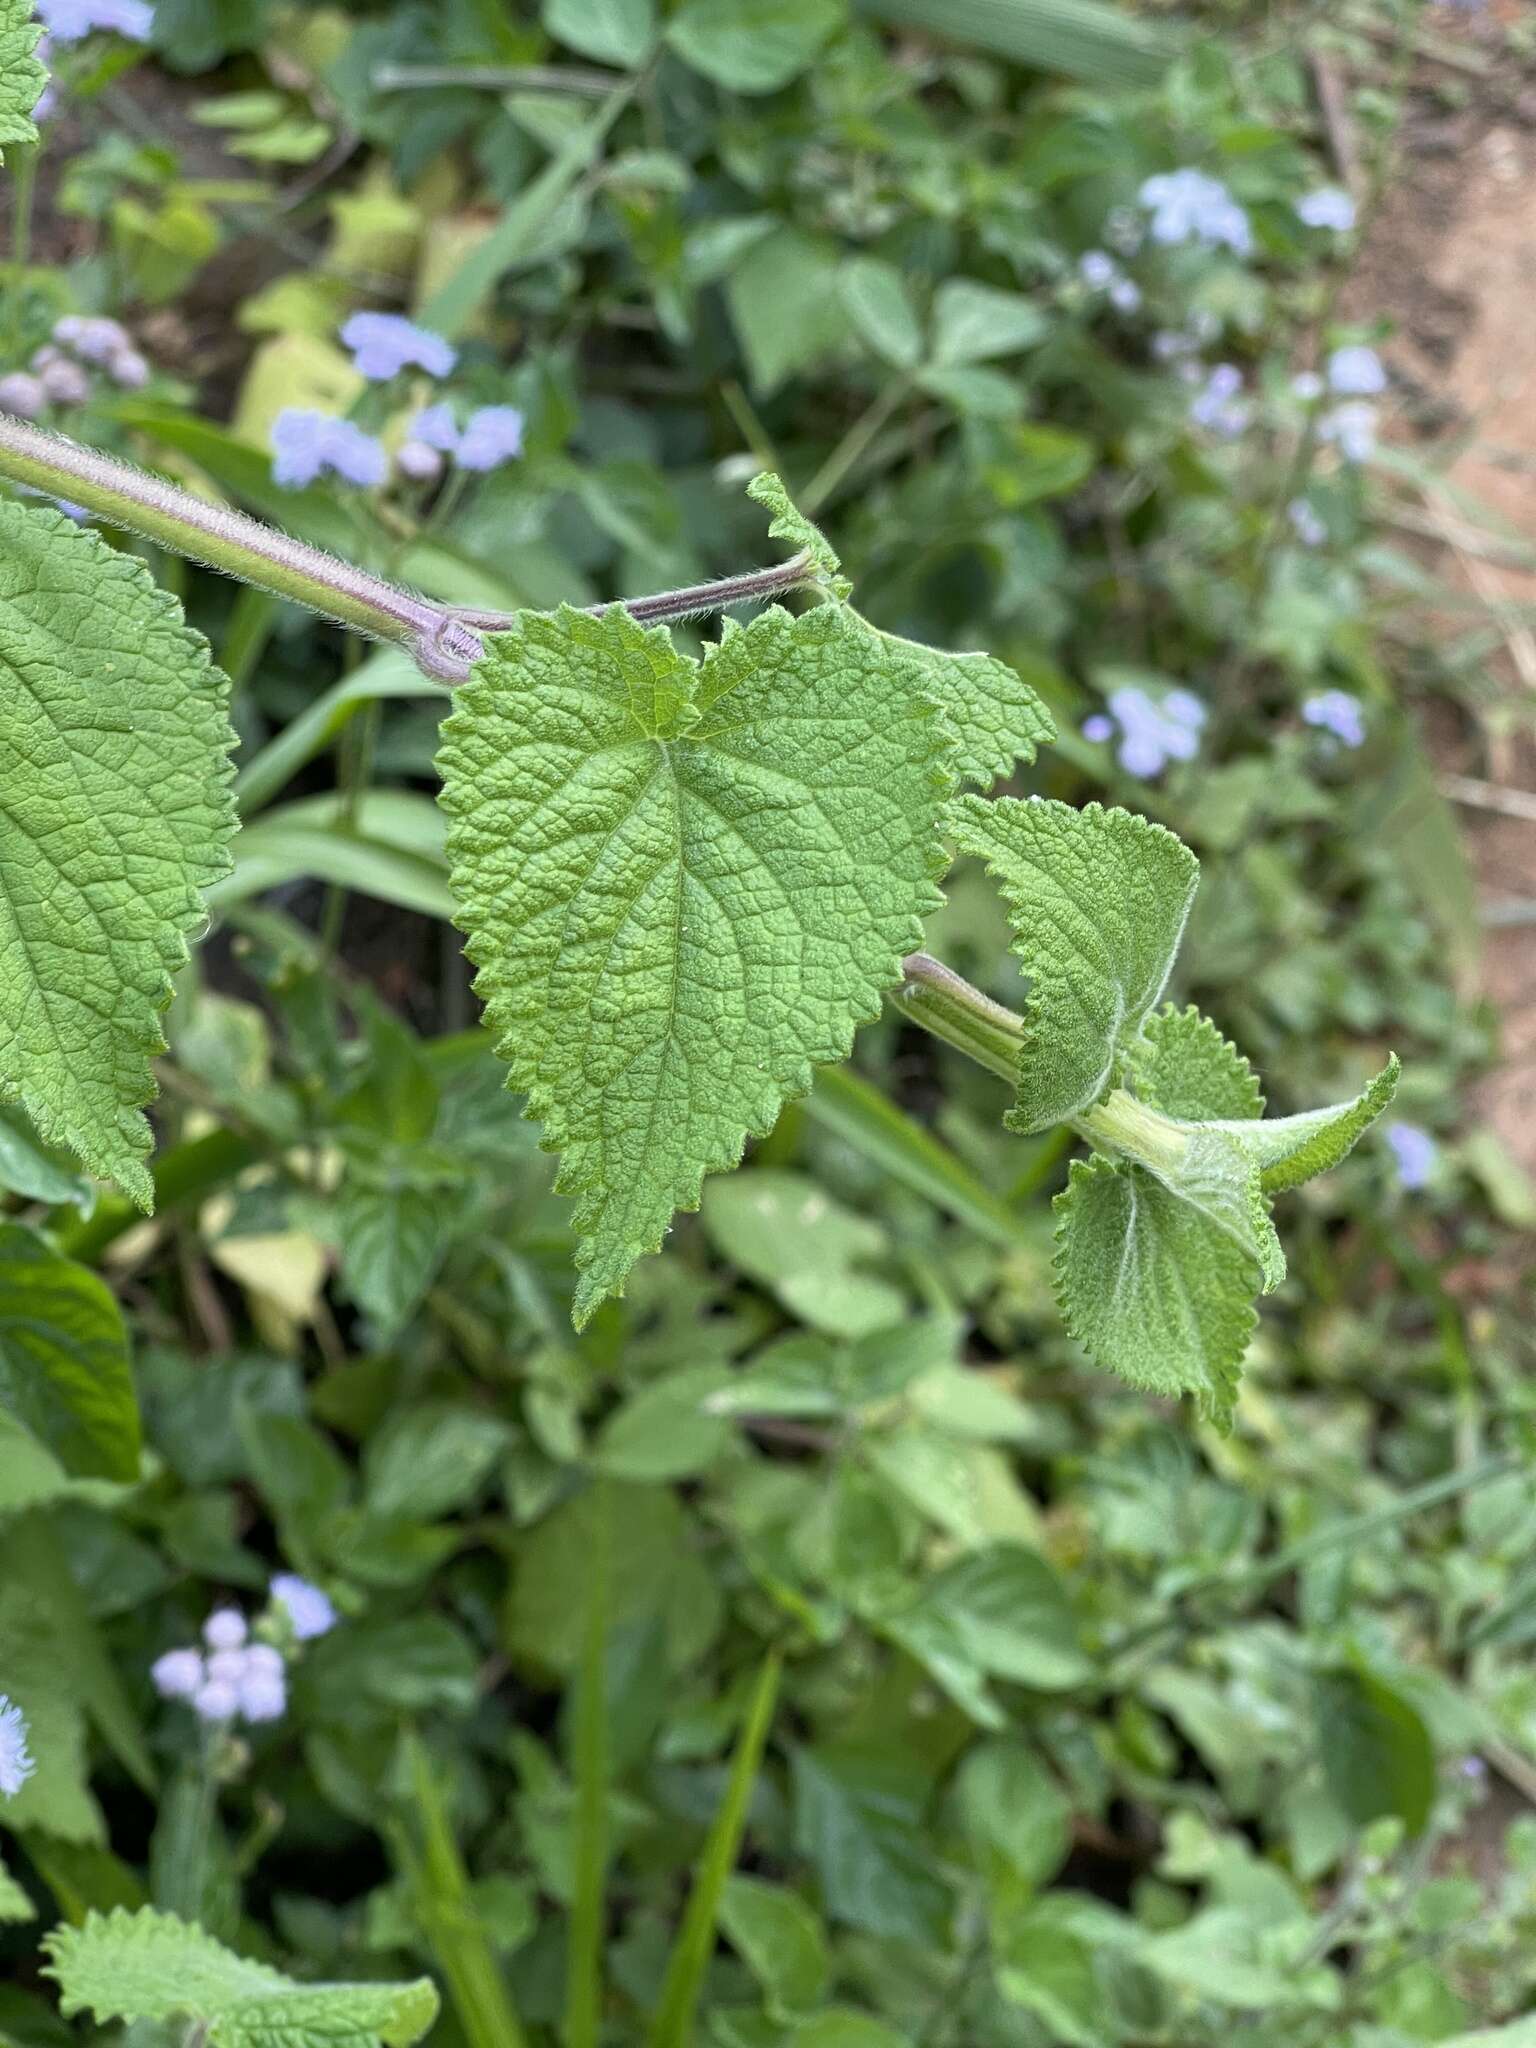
[0,503,237,1206]
[949,795,1199,1133]
[438,602,947,1325]
[0,1222,139,1480]
[0,0,46,158]
[1052,1153,1256,1431]
[44,1907,439,2048]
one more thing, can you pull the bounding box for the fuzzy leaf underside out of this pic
[884,636,1057,789]
[0,0,45,156]
[949,795,1199,1134]
[0,503,237,1205]
[437,602,948,1324]
[44,1908,439,2048]
[1213,1056,1400,1193]
[1127,1004,1264,1121]
[1053,1154,1256,1431]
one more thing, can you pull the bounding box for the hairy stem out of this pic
[892,953,1025,1084]
[0,413,818,679]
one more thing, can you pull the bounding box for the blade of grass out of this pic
[564,1485,611,2048]
[858,0,1178,86]
[420,88,632,338]
[394,1729,531,2048]
[646,1650,783,2048]
[806,1064,1028,1247]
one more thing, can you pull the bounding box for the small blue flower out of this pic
[1291,370,1325,403]
[151,1647,205,1700]
[409,402,462,453]
[36,0,153,40]
[1296,187,1357,232]
[457,405,525,472]
[1095,685,1207,777]
[1386,1122,1436,1189]
[271,1573,337,1641]
[1079,250,1118,288]
[1319,401,1377,464]
[1138,169,1252,255]
[1327,344,1387,396]
[1108,276,1142,314]
[1189,362,1250,438]
[0,1695,34,1799]
[340,312,456,383]
[1302,689,1365,747]
[271,410,388,490]
[1288,498,1328,547]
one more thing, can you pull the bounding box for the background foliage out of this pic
[3,1,1536,2044]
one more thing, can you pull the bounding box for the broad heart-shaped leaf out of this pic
[1053,1154,1257,1431]
[949,795,1199,1133]
[438,602,947,1325]
[0,0,46,157]
[0,1221,138,1479]
[1126,1004,1263,1121]
[44,1907,439,2048]
[0,503,236,1205]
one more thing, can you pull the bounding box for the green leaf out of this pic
[438,604,946,1326]
[745,471,849,595]
[1052,1154,1257,1430]
[838,256,924,370]
[880,633,1056,789]
[1314,1666,1436,1835]
[543,0,656,67]
[0,1223,138,1480]
[1217,1056,1401,1194]
[44,1907,439,2048]
[595,1364,734,1481]
[955,1740,1071,1892]
[857,0,1177,87]
[791,1746,950,1942]
[0,0,46,157]
[726,227,851,392]
[702,1170,905,1337]
[0,503,236,1206]
[1126,1004,1263,1121]
[0,1103,95,1210]
[930,279,1048,365]
[336,1180,448,1333]
[949,797,1199,1133]
[667,0,845,93]
[719,1876,829,2021]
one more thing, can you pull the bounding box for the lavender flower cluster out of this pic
[0,314,149,420]
[1083,685,1207,778]
[269,315,524,493]
[0,1695,34,1799]
[1138,169,1253,255]
[150,1576,336,1728]
[35,0,153,41]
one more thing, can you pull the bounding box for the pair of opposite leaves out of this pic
[0,481,1391,1422]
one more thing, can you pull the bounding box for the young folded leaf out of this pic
[438,602,949,1325]
[948,795,1198,1132]
[0,0,46,158]
[745,471,850,597]
[1053,1154,1256,1431]
[0,503,237,1206]
[44,1907,439,2048]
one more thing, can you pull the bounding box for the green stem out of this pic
[801,376,911,516]
[890,953,1025,1084]
[0,413,818,678]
